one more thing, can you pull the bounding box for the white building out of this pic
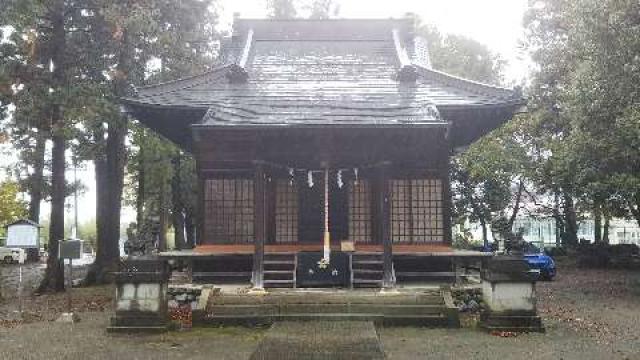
[464,217,640,247]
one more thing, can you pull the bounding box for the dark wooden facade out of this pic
[123,18,524,287]
[194,126,452,246]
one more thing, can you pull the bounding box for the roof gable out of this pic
[122,18,525,148]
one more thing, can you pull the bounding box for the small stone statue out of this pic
[492,217,526,255]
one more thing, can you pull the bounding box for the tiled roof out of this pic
[123,18,524,129]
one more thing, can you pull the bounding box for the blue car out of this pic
[479,242,556,280]
[523,243,556,280]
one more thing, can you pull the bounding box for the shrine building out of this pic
[123,18,524,289]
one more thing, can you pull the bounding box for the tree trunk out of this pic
[172,210,185,249]
[603,215,610,244]
[553,191,561,247]
[628,199,640,228]
[38,123,66,293]
[28,130,47,223]
[136,132,145,232]
[479,218,488,248]
[87,119,127,284]
[159,190,168,252]
[562,193,579,246]
[37,0,66,294]
[184,209,195,248]
[507,179,524,228]
[85,125,109,284]
[171,153,186,250]
[104,116,127,263]
[594,202,602,244]
[86,25,132,284]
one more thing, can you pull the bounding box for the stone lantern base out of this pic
[479,255,545,333]
[107,257,170,333]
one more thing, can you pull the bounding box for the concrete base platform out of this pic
[106,325,169,334]
[250,321,385,360]
[479,312,545,333]
[108,315,169,333]
[202,288,459,328]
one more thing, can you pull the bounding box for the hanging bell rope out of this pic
[323,166,331,263]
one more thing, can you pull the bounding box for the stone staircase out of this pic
[350,253,384,288]
[200,288,459,327]
[263,253,297,289]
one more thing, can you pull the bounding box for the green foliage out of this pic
[412,14,524,242]
[267,0,298,19]
[522,0,640,235]
[307,0,339,19]
[0,180,28,236]
[267,0,339,20]
[414,19,505,85]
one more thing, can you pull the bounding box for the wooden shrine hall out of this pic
[123,18,524,289]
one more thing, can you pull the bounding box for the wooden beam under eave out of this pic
[226,28,253,83]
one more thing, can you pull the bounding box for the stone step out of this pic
[352,269,383,274]
[264,279,295,284]
[264,260,296,265]
[264,253,296,259]
[352,260,383,265]
[352,273,383,281]
[352,253,383,259]
[480,313,544,332]
[264,270,293,275]
[200,313,452,327]
[106,325,169,334]
[192,271,252,281]
[352,279,383,286]
[209,303,449,316]
[208,292,444,305]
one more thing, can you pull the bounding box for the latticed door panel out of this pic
[390,179,444,243]
[204,178,254,244]
[275,179,298,243]
[348,180,372,243]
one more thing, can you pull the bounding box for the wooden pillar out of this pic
[378,163,394,288]
[252,162,266,289]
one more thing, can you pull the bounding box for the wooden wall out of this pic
[195,127,453,245]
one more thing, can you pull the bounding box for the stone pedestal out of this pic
[479,255,544,332]
[107,257,169,333]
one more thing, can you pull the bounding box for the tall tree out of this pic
[307,0,339,19]
[123,0,217,253]
[411,15,525,244]
[83,0,218,282]
[38,0,68,293]
[522,0,640,243]
[0,2,54,225]
[414,19,505,85]
[267,0,298,19]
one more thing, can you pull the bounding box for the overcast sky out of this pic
[216,0,531,83]
[5,0,533,227]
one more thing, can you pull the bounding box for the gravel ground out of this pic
[0,312,264,360]
[250,321,384,360]
[0,259,638,359]
[1,262,48,298]
[381,258,640,360]
[1,261,89,299]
